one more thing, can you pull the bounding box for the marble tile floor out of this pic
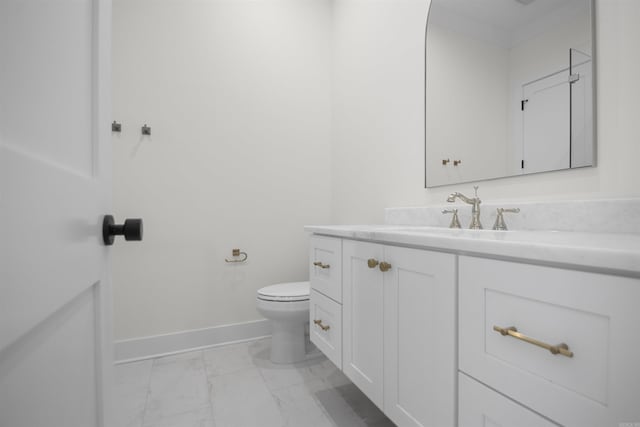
[114,338,395,427]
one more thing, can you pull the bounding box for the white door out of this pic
[342,240,384,409]
[0,1,113,427]
[383,246,456,427]
[522,69,570,174]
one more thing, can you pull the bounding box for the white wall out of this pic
[331,0,640,224]
[331,0,431,223]
[112,0,332,340]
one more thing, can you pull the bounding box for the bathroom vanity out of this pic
[306,200,640,427]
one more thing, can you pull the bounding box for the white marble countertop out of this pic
[304,225,640,277]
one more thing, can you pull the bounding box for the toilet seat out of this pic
[257,281,310,302]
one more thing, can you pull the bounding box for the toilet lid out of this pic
[257,281,310,302]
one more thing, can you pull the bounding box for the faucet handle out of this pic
[492,208,520,231]
[442,209,462,229]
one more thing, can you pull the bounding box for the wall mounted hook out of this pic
[141,124,151,135]
[112,121,122,132]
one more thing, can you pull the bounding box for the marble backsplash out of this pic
[385,198,640,234]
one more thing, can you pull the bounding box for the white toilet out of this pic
[256,281,310,364]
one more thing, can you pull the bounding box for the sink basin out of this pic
[378,226,510,235]
[308,224,638,250]
[376,226,638,249]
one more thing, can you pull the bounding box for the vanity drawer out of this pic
[310,289,342,369]
[309,236,342,303]
[459,373,557,427]
[459,255,640,427]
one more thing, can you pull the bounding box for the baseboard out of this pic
[114,319,271,364]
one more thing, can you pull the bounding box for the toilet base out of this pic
[270,320,306,364]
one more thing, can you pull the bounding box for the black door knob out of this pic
[103,215,143,246]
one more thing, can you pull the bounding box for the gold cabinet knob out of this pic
[367,258,379,268]
[379,262,392,272]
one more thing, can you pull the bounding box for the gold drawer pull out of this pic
[313,319,330,331]
[313,261,330,269]
[379,261,392,272]
[367,258,379,268]
[493,326,574,358]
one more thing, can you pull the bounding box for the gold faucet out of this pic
[447,186,482,229]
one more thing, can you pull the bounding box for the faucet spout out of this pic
[446,186,482,229]
[447,192,474,204]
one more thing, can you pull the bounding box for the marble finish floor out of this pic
[114,338,395,427]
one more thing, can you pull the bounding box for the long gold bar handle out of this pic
[313,319,330,331]
[493,326,574,358]
[313,261,330,269]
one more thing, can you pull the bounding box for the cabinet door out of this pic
[459,373,557,427]
[383,246,456,427]
[343,240,384,408]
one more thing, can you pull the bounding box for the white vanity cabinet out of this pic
[308,221,640,427]
[342,240,457,427]
[459,256,640,427]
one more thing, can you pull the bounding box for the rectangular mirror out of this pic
[425,0,595,187]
